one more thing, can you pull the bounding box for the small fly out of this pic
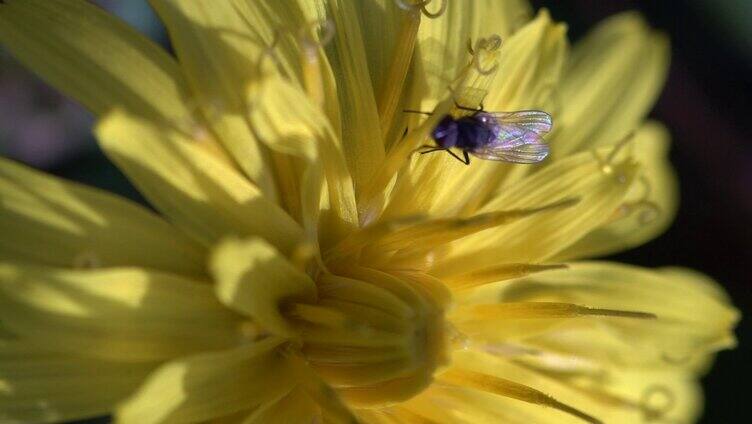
[407,103,553,165]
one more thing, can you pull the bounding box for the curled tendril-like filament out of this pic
[640,385,676,422]
[635,201,661,226]
[298,19,335,58]
[255,19,336,71]
[394,0,448,19]
[616,176,661,226]
[467,34,503,75]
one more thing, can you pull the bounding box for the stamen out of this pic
[444,263,568,289]
[438,369,603,424]
[456,302,656,321]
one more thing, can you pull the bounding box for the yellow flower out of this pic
[0,0,738,423]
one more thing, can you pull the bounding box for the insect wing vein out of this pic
[490,110,553,135]
[472,127,549,164]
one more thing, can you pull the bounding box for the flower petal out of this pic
[552,12,669,156]
[353,0,414,136]
[210,237,317,337]
[242,387,320,424]
[514,354,704,423]
[554,122,679,259]
[355,0,412,93]
[94,109,304,254]
[597,368,702,424]
[421,350,701,424]
[464,262,738,367]
[0,0,192,122]
[147,0,283,198]
[115,338,296,424]
[484,10,568,112]
[318,0,386,196]
[249,74,358,247]
[0,263,243,362]
[0,341,154,424]
[432,148,638,277]
[0,157,205,276]
[227,0,343,132]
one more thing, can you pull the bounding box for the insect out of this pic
[408,103,553,165]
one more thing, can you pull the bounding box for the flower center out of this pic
[284,265,451,408]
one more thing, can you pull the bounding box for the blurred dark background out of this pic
[1,1,749,423]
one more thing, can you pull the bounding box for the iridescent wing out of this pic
[471,110,552,164]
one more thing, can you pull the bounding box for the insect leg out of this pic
[445,149,471,165]
[403,109,433,115]
[420,147,445,155]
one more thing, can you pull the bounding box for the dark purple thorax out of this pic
[431,113,497,150]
